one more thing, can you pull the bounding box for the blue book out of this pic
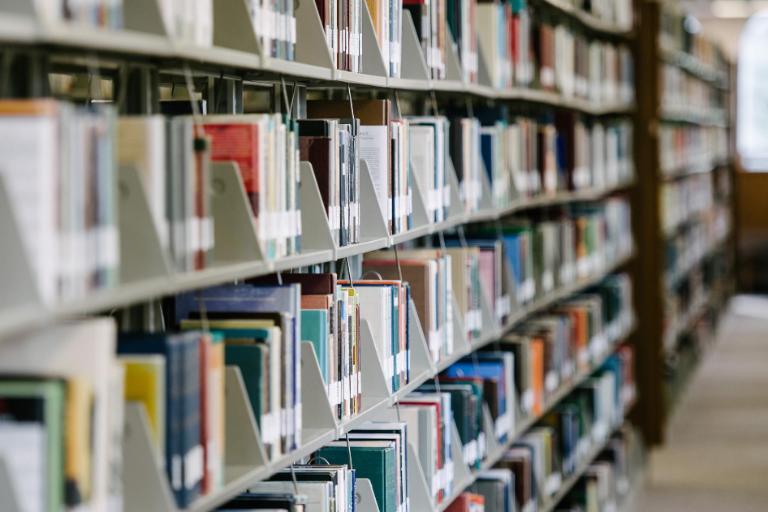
[118,332,202,507]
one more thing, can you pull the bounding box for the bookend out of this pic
[399,10,430,81]
[355,478,382,512]
[449,420,474,487]
[0,456,21,512]
[409,174,433,230]
[406,442,435,511]
[482,404,503,460]
[210,162,266,265]
[359,319,393,407]
[358,160,391,249]
[360,1,389,78]
[406,298,437,384]
[446,156,467,221]
[124,0,170,37]
[478,160,496,215]
[300,341,338,434]
[452,295,472,357]
[479,290,499,342]
[0,176,41,310]
[123,402,177,512]
[294,0,335,69]
[476,35,495,89]
[118,165,172,284]
[299,161,336,253]
[212,0,261,55]
[224,366,269,473]
[444,29,464,84]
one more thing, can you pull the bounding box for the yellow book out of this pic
[65,377,93,505]
[179,319,276,330]
[119,355,166,465]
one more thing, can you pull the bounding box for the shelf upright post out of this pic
[208,75,244,115]
[118,64,160,115]
[632,0,666,446]
[5,49,49,98]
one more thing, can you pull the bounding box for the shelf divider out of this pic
[359,160,391,244]
[300,341,338,432]
[224,366,269,472]
[118,165,172,283]
[360,319,394,407]
[444,31,464,83]
[446,156,466,220]
[294,0,335,69]
[356,478,382,512]
[212,0,261,55]
[299,161,336,253]
[0,176,40,310]
[400,10,430,81]
[123,402,176,512]
[449,420,474,486]
[210,161,265,265]
[409,163,436,231]
[406,441,436,511]
[124,0,169,37]
[408,298,437,377]
[360,1,389,78]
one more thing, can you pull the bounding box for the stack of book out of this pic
[477,1,634,101]
[659,124,729,176]
[316,421,410,512]
[661,63,723,115]
[119,115,216,271]
[204,114,301,260]
[171,283,303,459]
[0,99,119,304]
[367,0,403,77]
[404,0,448,79]
[244,464,356,511]
[660,174,715,235]
[314,0,363,71]
[364,251,455,363]
[499,273,634,420]
[491,348,636,511]
[0,319,123,512]
[558,426,642,512]
[247,0,296,60]
[118,330,225,506]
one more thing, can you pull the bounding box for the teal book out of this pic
[301,310,329,383]
[224,343,267,429]
[317,440,397,512]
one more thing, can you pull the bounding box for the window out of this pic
[738,10,768,170]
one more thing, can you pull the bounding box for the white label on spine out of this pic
[522,390,534,413]
[184,445,204,489]
[100,225,119,269]
[397,351,407,377]
[443,185,451,208]
[545,371,559,393]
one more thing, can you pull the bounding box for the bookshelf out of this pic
[632,0,735,446]
[0,1,643,512]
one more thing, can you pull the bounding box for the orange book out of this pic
[530,337,545,415]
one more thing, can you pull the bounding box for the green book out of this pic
[317,440,397,512]
[224,344,267,428]
[301,310,329,383]
[0,379,66,512]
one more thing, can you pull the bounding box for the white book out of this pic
[357,285,393,384]
[248,481,331,512]
[409,125,436,218]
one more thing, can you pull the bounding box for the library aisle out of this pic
[632,296,768,512]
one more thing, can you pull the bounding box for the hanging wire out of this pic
[289,463,300,495]
[182,64,205,138]
[344,432,355,468]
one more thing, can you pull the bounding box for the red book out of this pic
[445,492,485,512]
[202,123,260,217]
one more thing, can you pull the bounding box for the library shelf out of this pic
[661,159,731,181]
[437,318,636,512]
[535,0,635,37]
[659,108,728,127]
[659,45,729,86]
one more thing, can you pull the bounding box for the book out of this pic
[119,355,167,465]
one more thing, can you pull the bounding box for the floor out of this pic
[631,296,768,511]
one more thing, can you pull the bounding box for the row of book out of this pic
[0,100,119,304]
[214,323,635,512]
[32,0,123,29]
[660,174,715,236]
[661,63,725,115]
[554,0,634,29]
[664,205,731,290]
[659,5,729,77]
[479,5,634,104]
[557,425,641,512]
[0,264,633,511]
[315,0,363,71]
[486,347,635,511]
[659,124,729,177]
[248,0,297,61]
